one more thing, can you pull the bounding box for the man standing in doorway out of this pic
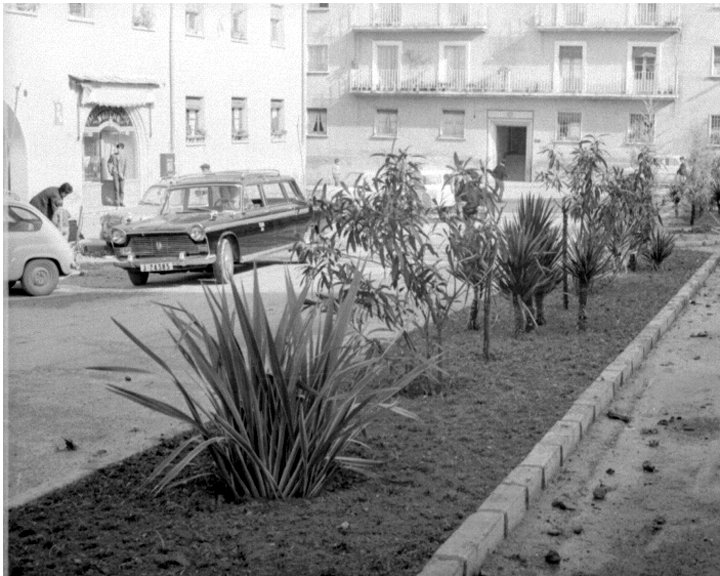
[107,143,127,206]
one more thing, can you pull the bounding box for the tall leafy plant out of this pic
[110,271,426,500]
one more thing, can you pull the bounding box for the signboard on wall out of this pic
[160,153,176,178]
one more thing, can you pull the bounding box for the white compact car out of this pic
[5,197,78,296]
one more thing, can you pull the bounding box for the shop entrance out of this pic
[495,125,527,182]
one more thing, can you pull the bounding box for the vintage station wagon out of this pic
[110,170,310,285]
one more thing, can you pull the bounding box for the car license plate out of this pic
[140,262,174,272]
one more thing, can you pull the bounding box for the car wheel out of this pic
[8,281,16,290]
[213,238,235,284]
[127,269,149,286]
[21,259,59,296]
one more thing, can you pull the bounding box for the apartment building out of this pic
[305,3,720,185]
[3,3,304,237]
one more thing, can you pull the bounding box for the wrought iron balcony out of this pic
[350,3,487,31]
[349,66,677,99]
[536,3,680,30]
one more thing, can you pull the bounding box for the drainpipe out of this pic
[300,5,306,187]
[168,4,175,154]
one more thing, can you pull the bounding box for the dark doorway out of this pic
[495,125,527,182]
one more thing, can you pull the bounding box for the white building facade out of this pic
[305,3,720,185]
[3,3,305,237]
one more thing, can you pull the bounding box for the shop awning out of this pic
[69,74,160,107]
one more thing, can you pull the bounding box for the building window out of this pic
[558,45,584,92]
[441,110,464,139]
[711,115,720,146]
[5,3,38,15]
[307,108,327,136]
[557,112,582,141]
[713,46,720,76]
[185,3,203,36]
[231,4,248,41]
[374,109,398,138]
[374,3,401,26]
[308,45,329,73]
[562,3,586,26]
[632,46,657,93]
[186,97,205,144]
[68,4,90,19]
[628,113,654,144]
[636,3,658,26]
[271,100,286,139]
[132,3,155,30]
[307,3,329,11]
[271,4,284,47]
[374,42,401,91]
[231,98,248,142]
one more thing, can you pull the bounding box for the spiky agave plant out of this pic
[642,229,676,270]
[109,270,428,500]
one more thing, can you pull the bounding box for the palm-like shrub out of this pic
[110,271,424,500]
[642,229,676,270]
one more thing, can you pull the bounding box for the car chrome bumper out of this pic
[113,254,216,271]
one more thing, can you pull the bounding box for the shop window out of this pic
[307,108,327,136]
[441,110,465,139]
[5,4,38,15]
[185,3,203,36]
[711,115,720,146]
[231,98,248,142]
[713,46,720,77]
[231,4,248,41]
[271,4,284,47]
[375,109,398,138]
[308,45,329,73]
[132,3,155,30]
[628,113,654,144]
[271,100,286,140]
[186,97,205,144]
[556,112,582,141]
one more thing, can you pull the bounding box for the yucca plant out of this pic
[642,229,676,270]
[566,219,614,331]
[109,270,427,500]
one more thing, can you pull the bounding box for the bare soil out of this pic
[7,249,710,576]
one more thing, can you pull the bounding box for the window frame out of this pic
[374,108,399,139]
[626,41,662,94]
[270,4,284,47]
[710,115,720,147]
[307,44,330,74]
[185,3,204,37]
[372,40,402,90]
[556,111,582,142]
[68,3,92,22]
[271,99,286,140]
[554,41,586,93]
[627,112,655,144]
[712,46,720,77]
[440,110,465,140]
[231,4,248,42]
[231,97,248,143]
[4,4,39,16]
[307,3,330,12]
[438,42,470,87]
[185,96,206,145]
[307,108,328,138]
[132,3,156,31]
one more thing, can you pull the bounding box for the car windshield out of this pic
[163,186,212,214]
[139,185,167,206]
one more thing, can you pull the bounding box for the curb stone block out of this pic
[433,511,504,576]
[575,378,615,416]
[520,443,561,488]
[478,483,527,537]
[599,367,623,393]
[541,421,582,463]
[503,465,543,507]
[416,557,464,576]
[561,403,595,438]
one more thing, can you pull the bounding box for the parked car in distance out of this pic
[420,167,454,210]
[4,197,78,296]
[110,170,311,285]
[99,175,197,242]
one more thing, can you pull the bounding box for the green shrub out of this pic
[642,229,676,270]
[110,270,426,500]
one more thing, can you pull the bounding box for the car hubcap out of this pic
[32,268,50,287]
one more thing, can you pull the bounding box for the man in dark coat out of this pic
[107,143,127,206]
[29,183,73,221]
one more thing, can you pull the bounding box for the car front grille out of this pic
[124,235,208,258]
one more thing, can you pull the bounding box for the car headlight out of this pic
[189,224,205,242]
[111,228,127,244]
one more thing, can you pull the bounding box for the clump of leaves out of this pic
[110,271,427,500]
[642,229,676,270]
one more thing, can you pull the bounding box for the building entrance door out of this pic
[495,125,527,182]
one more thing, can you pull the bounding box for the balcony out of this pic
[536,3,680,31]
[350,3,487,31]
[349,66,678,99]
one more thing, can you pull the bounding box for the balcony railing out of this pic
[537,3,680,29]
[350,66,677,98]
[351,3,487,30]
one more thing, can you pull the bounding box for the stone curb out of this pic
[417,250,720,576]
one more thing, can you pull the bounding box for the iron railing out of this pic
[351,3,487,29]
[536,3,680,28]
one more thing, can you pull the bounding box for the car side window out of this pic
[187,187,211,210]
[213,185,242,211]
[261,182,288,206]
[6,206,42,232]
[282,179,304,201]
[244,185,264,210]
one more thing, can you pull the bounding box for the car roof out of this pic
[166,170,293,188]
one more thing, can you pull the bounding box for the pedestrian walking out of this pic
[676,156,688,186]
[491,159,507,200]
[332,158,341,186]
[107,143,127,206]
[29,183,73,222]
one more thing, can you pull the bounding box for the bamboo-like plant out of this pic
[109,270,427,500]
